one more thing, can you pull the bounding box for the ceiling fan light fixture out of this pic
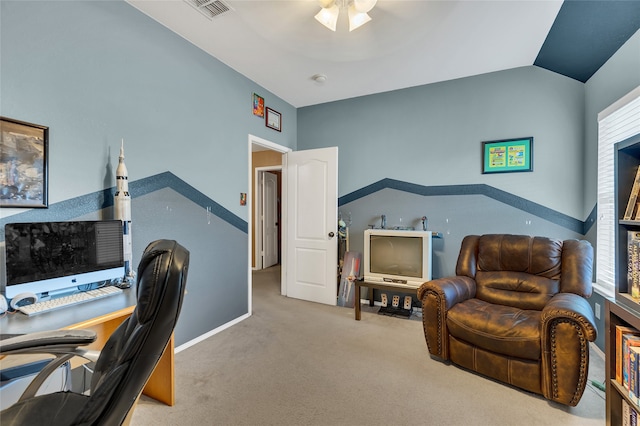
[352,0,377,13]
[315,4,339,31]
[348,5,371,32]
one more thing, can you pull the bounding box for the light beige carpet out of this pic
[131,265,605,426]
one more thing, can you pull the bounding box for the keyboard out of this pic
[17,286,124,316]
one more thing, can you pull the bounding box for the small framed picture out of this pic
[266,107,281,132]
[0,116,49,208]
[481,137,533,174]
[252,93,264,118]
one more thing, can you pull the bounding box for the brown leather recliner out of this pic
[417,234,596,406]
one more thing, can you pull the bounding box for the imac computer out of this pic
[2,220,124,302]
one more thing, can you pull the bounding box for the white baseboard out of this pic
[175,312,251,353]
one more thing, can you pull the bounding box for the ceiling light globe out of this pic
[353,0,377,13]
[315,4,339,32]
[348,5,371,32]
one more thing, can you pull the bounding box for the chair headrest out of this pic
[135,239,189,324]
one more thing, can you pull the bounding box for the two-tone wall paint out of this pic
[297,29,640,351]
[0,0,296,347]
[1,0,639,352]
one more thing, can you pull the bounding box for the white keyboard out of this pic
[17,286,124,316]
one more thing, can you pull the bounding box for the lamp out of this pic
[315,0,377,32]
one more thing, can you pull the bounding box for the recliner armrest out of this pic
[417,276,476,308]
[540,293,597,405]
[541,293,597,342]
[418,276,476,360]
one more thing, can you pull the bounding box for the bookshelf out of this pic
[616,136,640,305]
[608,134,640,424]
[606,301,640,424]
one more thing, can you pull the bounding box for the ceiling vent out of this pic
[184,0,233,20]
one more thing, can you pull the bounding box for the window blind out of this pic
[597,88,640,296]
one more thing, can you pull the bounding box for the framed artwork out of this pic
[265,107,281,132]
[0,117,49,208]
[482,137,533,174]
[252,93,264,118]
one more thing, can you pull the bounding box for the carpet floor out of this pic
[131,265,606,425]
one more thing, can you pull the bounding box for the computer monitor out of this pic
[2,220,124,301]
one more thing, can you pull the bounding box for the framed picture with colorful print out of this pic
[482,137,533,174]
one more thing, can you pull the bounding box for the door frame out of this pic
[247,134,291,313]
[254,166,281,270]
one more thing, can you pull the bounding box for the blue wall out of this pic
[2,0,639,351]
[297,29,640,351]
[0,0,297,346]
[298,66,591,266]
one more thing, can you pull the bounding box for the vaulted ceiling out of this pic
[127,1,640,108]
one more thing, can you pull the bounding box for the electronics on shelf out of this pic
[363,229,432,289]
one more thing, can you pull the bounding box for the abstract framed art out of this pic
[0,116,49,208]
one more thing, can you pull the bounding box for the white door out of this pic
[262,171,279,268]
[284,147,338,305]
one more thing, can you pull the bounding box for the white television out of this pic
[363,229,432,288]
[2,220,124,301]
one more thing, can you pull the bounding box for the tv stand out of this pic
[354,280,418,320]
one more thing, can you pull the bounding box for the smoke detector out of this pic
[184,0,233,20]
[312,74,328,84]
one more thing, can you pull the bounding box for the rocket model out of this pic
[114,139,134,286]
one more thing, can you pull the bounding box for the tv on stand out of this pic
[363,229,432,289]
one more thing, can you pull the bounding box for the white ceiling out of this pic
[126,0,564,108]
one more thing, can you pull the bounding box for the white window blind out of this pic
[597,87,640,296]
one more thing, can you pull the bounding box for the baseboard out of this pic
[174,312,251,353]
[590,341,605,360]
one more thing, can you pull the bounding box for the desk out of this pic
[354,281,419,320]
[0,288,175,406]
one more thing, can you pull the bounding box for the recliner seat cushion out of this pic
[447,298,541,361]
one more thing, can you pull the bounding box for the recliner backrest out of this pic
[73,239,189,426]
[455,234,592,310]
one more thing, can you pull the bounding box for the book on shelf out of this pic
[618,326,640,384]
[624,399,630,426]
[623,334,640,390]
[631,346,640,405]
[630,231,640,299]
[625,166,640,220]
[624,399,639,426]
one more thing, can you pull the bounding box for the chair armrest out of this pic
[0,330,97,354]
[0,330,98,403]
[417,276,476,308]
[540,293,597,406]
[541,293,597,342]
[418,276,476,360]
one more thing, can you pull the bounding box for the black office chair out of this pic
[0,239,189,426]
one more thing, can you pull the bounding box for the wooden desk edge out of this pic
[65,305,175,406]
